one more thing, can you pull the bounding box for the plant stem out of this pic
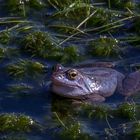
[53,112,68,129]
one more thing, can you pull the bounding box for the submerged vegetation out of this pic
[0,113,37,132]
[0,31,11,45]
[88,36,121,57]
[7,59,45,79]
[21,31,80,63]
[0,0,140,139]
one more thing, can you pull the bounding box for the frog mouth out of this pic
[52,78,82,89]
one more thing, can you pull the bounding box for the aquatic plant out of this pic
[6,0,45,16]
[22,31,81,63]
[88,36,121,57]
[0,31,11,45]
[21,31,62,59]
[0,113,36,132]
[60,45,81,64]
[48,6,117,33]
[6,0,25,16]
[109,0,135,9]
[132,16,140,35]
[27,0,45,10]
[87,8,115,27]
[116,102,136,120]
[130,121,140,139]
[0,46,19,60]
[59,122,93,140]
[48,0,90,10]
[52,112,93,140]
[7,59,45,79]
[79,103,111,120]
[120,35,140,47]
[52,99,75,117]
[52,2,91,21]
[7,83,33,95]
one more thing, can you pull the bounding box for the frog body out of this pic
[51,63,140,102]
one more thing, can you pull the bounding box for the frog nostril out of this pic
[58,74,63,79]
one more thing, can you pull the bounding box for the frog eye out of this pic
[68,69,78,80]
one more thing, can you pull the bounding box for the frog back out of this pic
[79,67,123,97]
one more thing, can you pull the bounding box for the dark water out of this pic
[0,0,140,140]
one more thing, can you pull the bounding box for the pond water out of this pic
[0,0,140,140]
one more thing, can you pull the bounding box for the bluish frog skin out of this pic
[51,63,140,102]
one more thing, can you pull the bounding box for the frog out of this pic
[51,62,140,102]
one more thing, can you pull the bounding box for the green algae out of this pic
[60,45,81,64]
[7,83,34,95]
[116,102,136,120]
[21,31,81,63]
[129,121,140,139]
[51,111,94,140]
[132,16,140,35]
[0,46,19,60]
[7,59,45,79]
[0,31,11,45]
[48,6,119,33]
[21,31,64,60]
[6,0,45,16]
[59,122,93,140]
[0,113,36,132]
[88,36,121,57]
[109,0,135,9]
[78,103,111,120]
[48,0,90,10]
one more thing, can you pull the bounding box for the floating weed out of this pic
[52,2,91,21]
[0,46,19,60]
[60,45,81,64]
[7,83,34,95]
[6,0,27,16]
[48,24,82,35]
[120,35,140,47]
[47,3,92,37]
[52,99,74,118]
[109,0,135,9]
[129,121,140,139]
[87,8,116,27]
[52,112,94,140]
[6,0,45,16]
[0,31,11,45]
[116,102,136,120]
[88,36,121,57]
[7,59,45,80]
[59,122,93,140]
[79,103,112,120]
[48,0,90,10]
[0,113,37,132]
[132,16,140,35]
[22,31,81,63]
[4,47,20,59]
[27,0,46,10]
[49,6,116,31]
[21,31,62,59]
